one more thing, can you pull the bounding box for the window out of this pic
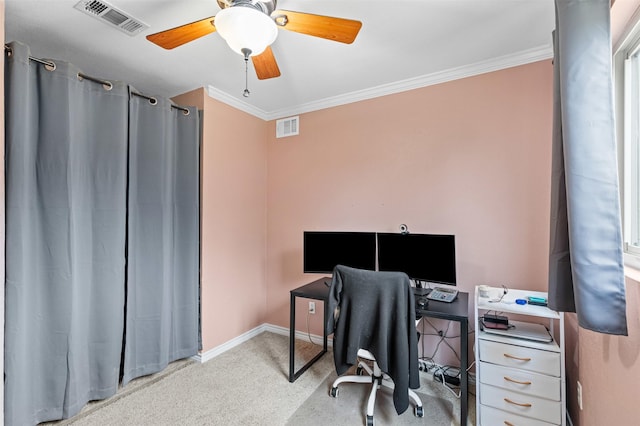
[616,18,640,268]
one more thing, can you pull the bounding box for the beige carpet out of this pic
[44,331,474,425]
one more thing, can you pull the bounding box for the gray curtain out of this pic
[122,94,200,385]
[4,42,129,424]
[549,0,628,335]
[5,42,200,424]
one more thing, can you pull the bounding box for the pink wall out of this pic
[265,60,553,365]
[612,0,640,46]
[564,279,640,426]
[173,89,268,353]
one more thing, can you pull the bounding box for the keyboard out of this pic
[426,287,458,303]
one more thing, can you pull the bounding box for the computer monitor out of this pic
[303,231,377,274]
[377,233,457,285]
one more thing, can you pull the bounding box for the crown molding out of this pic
[206,85,271,120]
[207,44,553,122]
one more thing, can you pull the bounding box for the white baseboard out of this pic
[263,323,333,348]
[191,324,268,363]
[192,323,331,363]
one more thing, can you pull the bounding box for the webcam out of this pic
[399,224,409,235]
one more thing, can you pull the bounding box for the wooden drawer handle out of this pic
[504,422,515,426]
[503,353,532,362]
[504,397,532,408]
[504,376,532,385]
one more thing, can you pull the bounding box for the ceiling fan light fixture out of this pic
[215,6,278,56]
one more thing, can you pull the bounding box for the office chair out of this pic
[326,265,424,426]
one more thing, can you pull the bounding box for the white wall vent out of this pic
[276,116,299,138]
[73,0,149,36]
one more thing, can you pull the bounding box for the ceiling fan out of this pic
[146,0,362,81]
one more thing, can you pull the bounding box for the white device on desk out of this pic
[426,286,458,303]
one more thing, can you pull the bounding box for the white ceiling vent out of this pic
[276,116,299,138]
[74,0,148,36]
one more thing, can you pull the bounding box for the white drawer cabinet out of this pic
[479,339,561,377]
[479,382,562,424]
[479,361,561,401]
[474,287,566,426]
[480,404,556,426]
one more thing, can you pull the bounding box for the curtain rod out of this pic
[4,44,190,115]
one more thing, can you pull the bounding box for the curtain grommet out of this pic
[78,73,113,91]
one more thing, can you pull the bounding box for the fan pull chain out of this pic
[242,48,251,98]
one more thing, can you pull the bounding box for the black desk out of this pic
[416,291,469,425]
[289,279,470,425]
[289,277,331,383]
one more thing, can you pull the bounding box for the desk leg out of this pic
[323,300,328,353]
[289,292,296,382]
[460,318,468,425]
[289,294,328,383]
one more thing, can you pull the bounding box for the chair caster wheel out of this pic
[330,387,338,397]
[415,405,424,417]
[366,415,374,426]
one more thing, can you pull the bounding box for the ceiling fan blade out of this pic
[252,46,281,80]
[146,16,217,50]
[272,10,362,44]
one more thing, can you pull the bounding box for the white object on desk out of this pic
[426,286,458,303]
[478,285,490,298]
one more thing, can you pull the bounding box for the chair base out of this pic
[329,350,424,426]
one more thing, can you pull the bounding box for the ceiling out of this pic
[5,0,555,120]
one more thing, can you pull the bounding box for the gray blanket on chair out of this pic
[326,265,420,415]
